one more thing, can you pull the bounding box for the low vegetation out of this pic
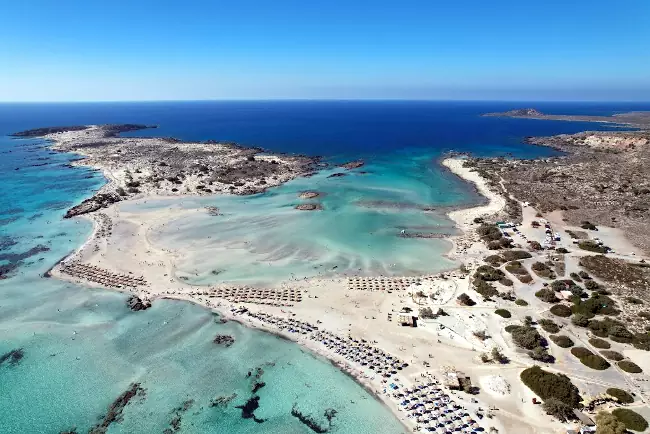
[515,298,529,306]
[578,240,609,254]
[531,261,556,279]
[494,309,511,318]
[549,335,574,348]
[572,293,618,317]
[605,388,634,404]
[579,354,610,370]
[571,347,593,358]
[520,366,581,408]
[538,319,560,334]
[535,288,559,303]
[595,411,627,434]
[501,250,532,261]
[580,255,650,292]
[550,304,572,317]
[588,337,611,349]
[618,360,643,374]
[600,350,625,361]
[611,408,648,432]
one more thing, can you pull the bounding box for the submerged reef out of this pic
[0,348,25,367]
[89,382,145,434]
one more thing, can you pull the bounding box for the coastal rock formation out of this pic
[235,396,265,423]
[327,172,347,178]
[213,334,235,347]
[298,191,321,199]
[64,193,122,218]
[290,404,329,433]
[126,295,152,311]
[164,399,194,434]
[295,203,323,211]
[397,232,452,239]
[14,124,319,219]
[0,348,24,367]
[210,393,237,407]
[89,383,145,434]
[339,159,364,169]
[483,108,544,117]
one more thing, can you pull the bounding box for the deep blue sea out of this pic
[1,101,648,434]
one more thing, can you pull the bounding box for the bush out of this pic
[601,350,624,361]
[556,247,569,254]
[419,307,435,319]
[520,366,581,408]
[611,408,648,432]
[572,313,590,327]
[473,278,499,298]
[501,250,532,261]
[571,347,594,358]
[618,360,643,374]
[550,335,574,348]
[457,293,475,306]
[580,354,610,370]
[515,299,529,306]
[529,346,554,363]
[589,337,611,349]
[536,288,559,303]
[539,319,560,334]
[477,223,502,242]
[484,255,505,266]
[518,274,534,284]
[581,221,597,230]
[542,398,576,422]
[505,261,527,275]
[550,304,572,317]
[569,272,582,282]
[579,240,609,254]
[510,326,545,350]
[596,412,627,434]
[532,261,556,279]
[499,277,513,286]
[529,241,543,251]
[474,265,505,281]
[504,324,519,333]
[116,187,127,196]
[572,294,618,317]
[626,297,644,305]
[579,270,591,279]
[584,279,600,290]
[494,309,511,318]
[606,388,634,404]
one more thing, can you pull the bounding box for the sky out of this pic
[1,0,649,102]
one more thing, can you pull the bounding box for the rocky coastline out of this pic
[12,124,320,219]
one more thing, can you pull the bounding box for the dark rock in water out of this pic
[213,334,235,347]
[126,295,152,312]
[88,383,145,434]
[235,396,264,422]
[42,200,73,211]
[339,159,364,169]
[251,381,266,393]
[295,203,323,211]
[0,348,24,367]
[210,393,237,407]
[0,245,49,263]
[0,262,20,279]
[327,172,347,178]
[1,207,24,216]
[290,404,329,433]
[64,193,121,218]
[0,216,19,226]
[164,399,194,433]
[0,236,18,252]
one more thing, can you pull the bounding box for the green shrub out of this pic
[572,314,590,327]
[499,277,513,286]
[571,347,594,358]
[611,408,648,432]
[550,304,572,317]
[505,261,527,275]
[501,250,532,261]
[539,319,560,334]
[579,354,610,370]
[579,240,609,254]
[578,270,591,279]
[532,261,556,279]
[556,247,569,254]
[580,221,597,230]
[601,350,625,361]
[515,299,529,306]
[518,274,534,284]
[572,294,618,317]
[618,361,643,374]
[504,324,519,333]
[474,265,505,281]
[509,326,545,350]
[520,366,581,408]
[606,388,634,404]
[550,335,574,348]
[484,255,505,266]
[536,288,559,303]
[589,337,611,349]
[473,278,499,298]
[569,272,582,282]
[584,279,600,290]
[551,279,584,297]
[477,224,503,242]
[494,309,511,318]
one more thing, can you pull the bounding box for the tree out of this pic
[595,411,626,434]
[524,315,533,327]
[542,398,575,422]
[491,346,508,364]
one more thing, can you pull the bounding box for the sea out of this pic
[1,101,648,434]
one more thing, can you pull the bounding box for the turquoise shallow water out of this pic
[134,149,475,286]
[1,101,641,433]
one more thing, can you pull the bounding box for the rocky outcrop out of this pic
[339,159,364,169]
[235,396,265,423]
[0,348,24,367]
[213,334,235,347]
[299,191,321,199]
[290,405,329,433]
[89,383,145,434]
[327,172,347,178]
[10,126,90,137]
[295,203,323,211]
[126,295,152,311]
[64,193,121,218]
[483,108,544,117]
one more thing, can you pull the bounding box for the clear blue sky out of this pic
[2,0,649,101]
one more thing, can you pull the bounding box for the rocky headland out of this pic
[483,108,650,129]
[12,124,319,218]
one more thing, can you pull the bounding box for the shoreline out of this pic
[47,152,513,433]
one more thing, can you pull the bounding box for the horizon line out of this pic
[1,98,650,104]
